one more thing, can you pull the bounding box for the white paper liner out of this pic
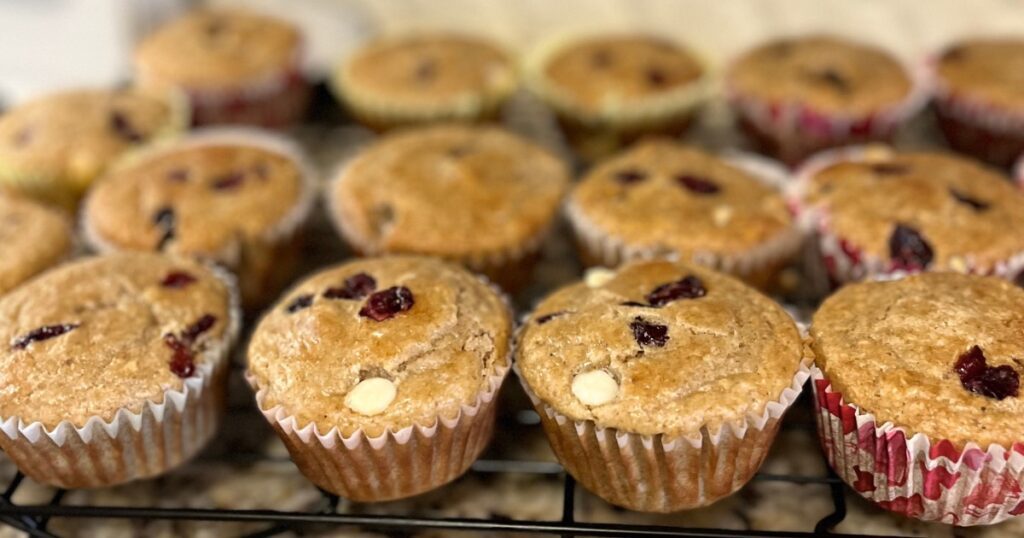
[0,261,241,488]
[810,365,1024,525]
[512,355,812,512]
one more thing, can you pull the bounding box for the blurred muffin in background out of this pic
[525,33,710,162]
[0,191,73,296]
[932,38,1024,168]
[0,88,186,210]
[331,33,518,131]
[135,8,310,127]
[726,35,924,166]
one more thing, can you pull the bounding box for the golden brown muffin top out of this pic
[800,149,1024,273]
[135,9,301,89]
[247,256,511,438]
[0,88,179,194]
[0,193,73,296]
[84,133,309,263]
[728,36,913,115]
[811,272,1024,448]
[0,253,235,428]
[935,38,1024,112]
[570,140,794,258]
[330,124,568,258]
[338,33,517,108]
[516,260,803,437]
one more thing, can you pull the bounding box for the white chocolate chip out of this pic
[862,144,895,162]
[571,370,619,406]
[584,267,615,288]
[712,205,734,227]
[345,377,396,416]
[948,256,968,273]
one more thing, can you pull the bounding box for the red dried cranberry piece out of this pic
[285,294,314,313]
[161,271,196,289]
[955,345,987,379]
[950,189,990,211]
[535,311,566,325]
[646,275,706,306]
[619,301,650,307]
[323,272,377,300]
[630,317,669,347]
[645,67,668,87]
[11,323,79,350]
[109,110,143,143]
[614,169,647,185]
[359,286,415,321]
[211,171,245,191]
[153,206,176,250]
[954,346,1020,400]
[888,224,933,270]
[181,314,216,344]
[871,163,909,175]
[163,334,196,378]
[676,174,721,195]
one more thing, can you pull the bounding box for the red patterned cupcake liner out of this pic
[811,366,1024,525]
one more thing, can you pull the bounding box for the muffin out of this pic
[135,8,309,127]
[726,35,924,165]
[525,34,710,161]
[332,33,518,131]
[793,146,1024,285]
[0,88,186,210]
[515,260,809,512]
[0,252,239,488]
[328,124,569,291]
[932,38,1024,168]
[567,139,800,290]
[82,129,315,309]
[810,272,1024,525]
[0,192,74,296]
[247,256,511,501]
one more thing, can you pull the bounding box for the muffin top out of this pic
[934,38,1024,112]
[570,140,794,258]
[330,125,568,258]
[338,34,517,108]
[516,260,803,437]
[247,256,511,438]
[799,148,1024,273]
[812,272,1024,448]
[0,88,179,197]
[728,36,912,115]
[84,133,308,261]
[0,252,235,428]
[0,193,73,296]
[135,9,301,89]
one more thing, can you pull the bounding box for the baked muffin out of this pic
[328,124,569,291]
[0,252,239,488]
[810,272,1024,525]
[82,129,315,308]
[793,146,1024,284]
[567,139,800,290]
[332,33,518,130]
[0,88,186,210]
[248,256,511,501]
[932,38,1024,168]
[525,34,709,161]
[515,260,809,512]
[135,8,309,127]
[0,192,74,296]
[726,36,923,165]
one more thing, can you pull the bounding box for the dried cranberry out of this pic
[950,189,990,211]
[871,163,909,175]
[810,68,851,94]
[181,314,216,344]
[535,311,566,324]
[888,224,933,270]
[153,206,175,250]
[285,294,314,313]
[323,272,377,300]
[161,271,196,289]
[676,174,721,195]
[630,317,669,347]
[619,301,650,307]
[954,346,1019,400]
[164,334,195,378]
[645,67,668,87]
[166,168,189,183]
[614,169,647,185]
[11,323,79,350]
[211,171,245,191]
[109,110,143,143]
[359,286,415,321]
[646,275,707,306]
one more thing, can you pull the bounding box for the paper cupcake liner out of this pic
[725,57,929,166]
[566,150,804,290]
[81,127,318,308]
[0,263,240,489]
[811,365,1024,525]
[512,357,811,512]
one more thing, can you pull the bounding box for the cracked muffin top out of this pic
[728,35,913,115]
[515,260,803,437]
[934,38,1024,112]
[811,272,1024,448]
[247,256,512,437]
[0,252,236,428]
[0,193,73,296]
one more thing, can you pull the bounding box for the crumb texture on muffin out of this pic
[0,193,72,296]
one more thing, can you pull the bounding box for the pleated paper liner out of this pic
[811,365,1024,525]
